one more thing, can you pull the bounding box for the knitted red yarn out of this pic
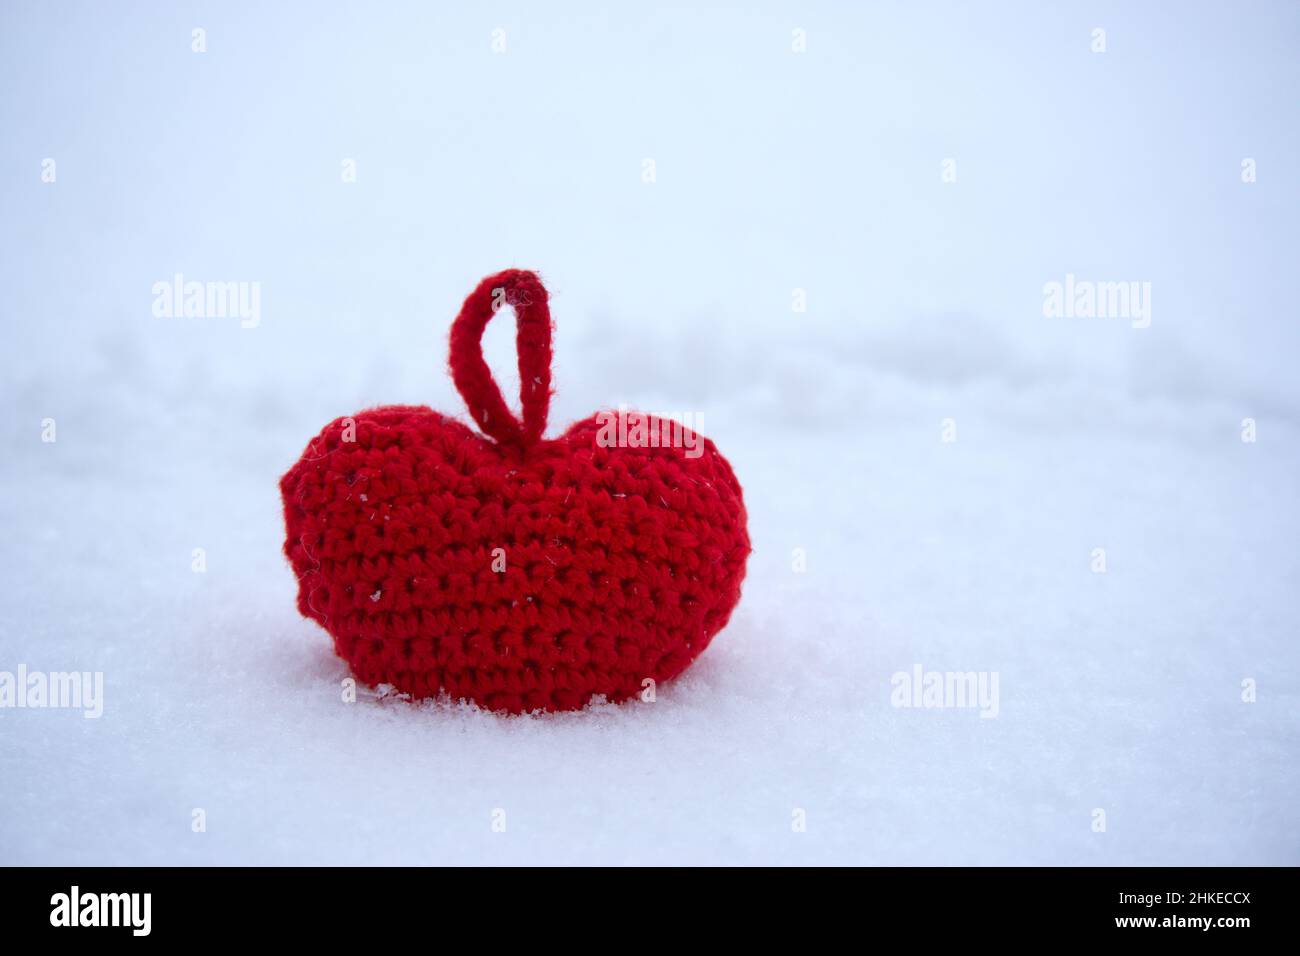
[280,269,750,713]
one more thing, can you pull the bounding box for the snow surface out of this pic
[1,1,1298,865]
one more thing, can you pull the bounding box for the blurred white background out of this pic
[1,1,1296,865]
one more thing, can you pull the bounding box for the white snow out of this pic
[1,2,1297,865]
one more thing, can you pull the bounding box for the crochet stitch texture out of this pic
[280,269,750,713]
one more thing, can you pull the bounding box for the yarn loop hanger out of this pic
[448,269,554,448]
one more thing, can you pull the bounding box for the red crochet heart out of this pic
[280,269,750,713]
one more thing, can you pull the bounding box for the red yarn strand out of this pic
[448,269,553,447]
